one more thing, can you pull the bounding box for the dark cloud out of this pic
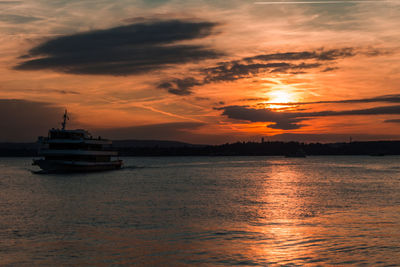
[159,47,385,95]
[0,99,64,141]
[207,47,384,82]
[240,97,269,102]
[218,104,400,130]
[194,96,210,101]
[267,119,305,130]
[159,61,322,94]
[269,94,400,106]
[310,105,400,117]
[0,14,42,24]
[15,20,221,75]
[328,94,400,104]
[0,1,21,4]
[203,62,321,82]
[243,48,355,62]
[268,133,400,143]
[322,67,338,72]
[159,62,319,95]
[217,105,305,130]
[157,77,201,95]
[10,88,80,95]
[52,89,80,95]
[384,119,400,123]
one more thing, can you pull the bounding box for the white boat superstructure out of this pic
[33,110,123,173]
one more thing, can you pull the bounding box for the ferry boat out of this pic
[33,110,123,173]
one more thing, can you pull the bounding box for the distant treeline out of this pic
[0,143,39,157]
[116,141,400,156]
[2,140,400,157]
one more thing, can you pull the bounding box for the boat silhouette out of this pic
[32,110,123,173]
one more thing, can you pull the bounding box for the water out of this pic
[1,156,400,266]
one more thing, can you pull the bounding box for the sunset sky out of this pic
[1,0,400,143]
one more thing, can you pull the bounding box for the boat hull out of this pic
[33,159,123,173]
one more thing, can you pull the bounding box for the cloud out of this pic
[207,47,386,82]
[0,1,20,5]
[243,48,355,62]
[217,105,305,130]
[268,133,400,143]
[322,67,339,72]
[157,77,202,96]
[9,88,80,95]
[269,94,400,105]
[384,119,400,123]
[159,47,385,95]
[218,104,400,130]
[0,99,64,141]
[203,62,321,82]
[15,20,221,75]
[48,89,80,95]
[0,14,42,24]
[267,119,305,130]
[305,105,400,116]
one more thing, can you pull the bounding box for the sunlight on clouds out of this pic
[265,82,301,109]
[268,90,294,104]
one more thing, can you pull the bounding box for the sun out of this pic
[268,90,293,103]
[267,90,296,109]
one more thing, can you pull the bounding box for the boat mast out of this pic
[61,109,69,130]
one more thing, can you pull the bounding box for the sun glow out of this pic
[267,90,297,109]
[269,90,293,103]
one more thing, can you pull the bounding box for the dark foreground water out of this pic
[1,156,400,266]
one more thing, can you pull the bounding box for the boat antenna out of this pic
[61,109,69,130]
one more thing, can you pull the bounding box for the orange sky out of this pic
[1,0,400,143]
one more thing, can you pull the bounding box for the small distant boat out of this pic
[32,110,123,173]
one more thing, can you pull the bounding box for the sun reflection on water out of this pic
[252,159,320,264]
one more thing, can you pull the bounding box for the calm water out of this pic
[1,156,400,266]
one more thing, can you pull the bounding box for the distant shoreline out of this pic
[1,140,400,157]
